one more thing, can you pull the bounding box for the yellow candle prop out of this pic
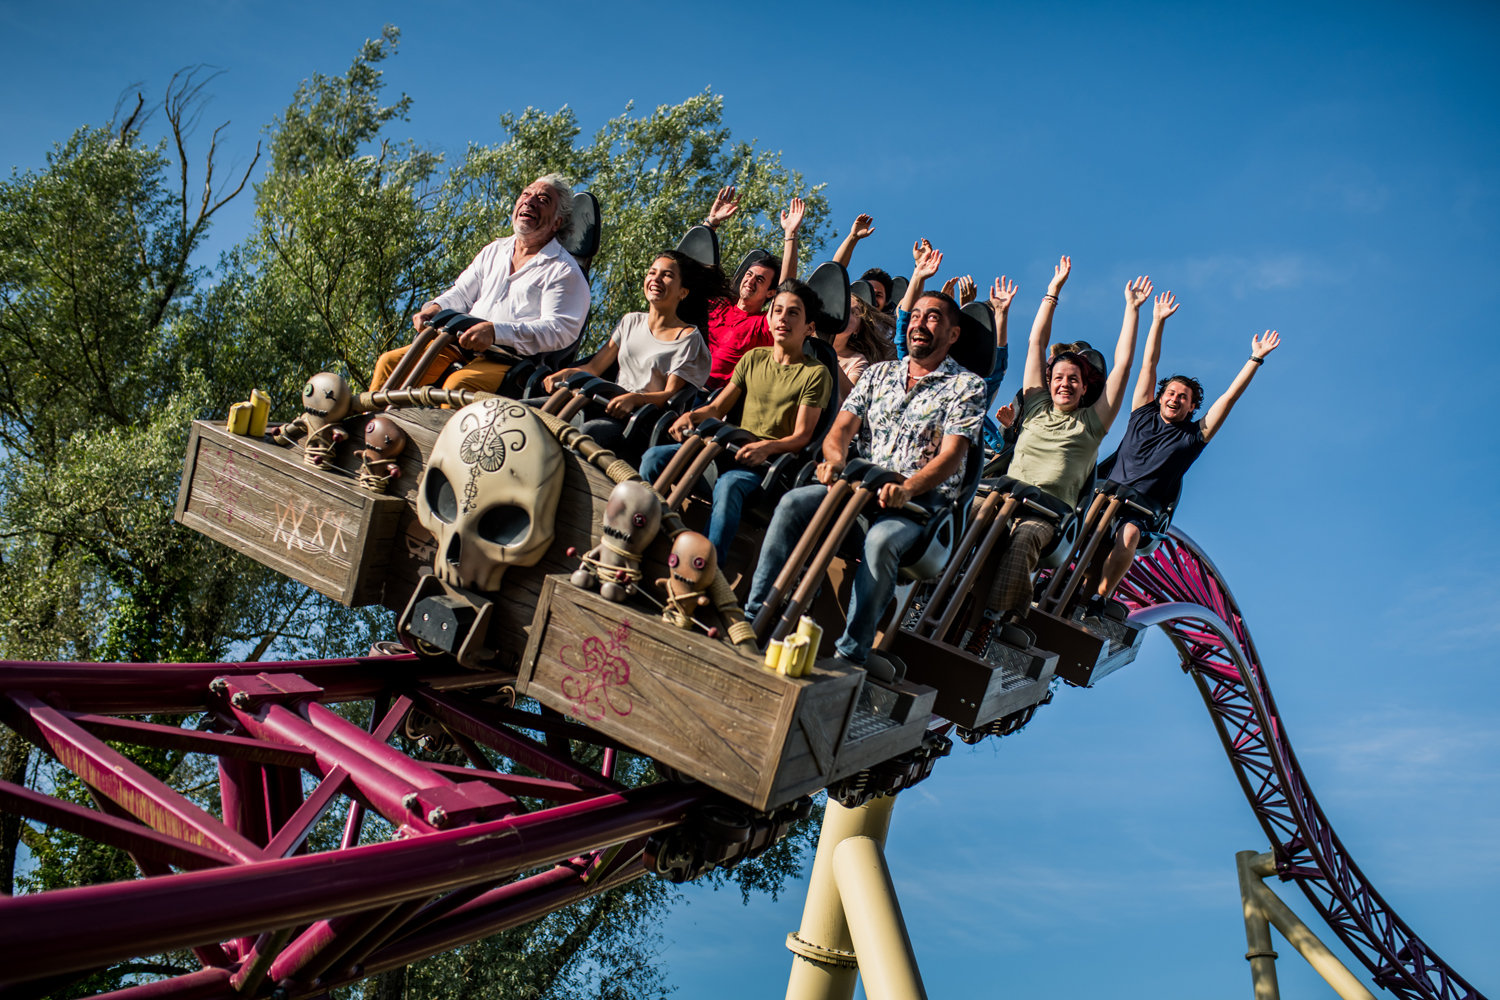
[765,639,784,670]
[779,634,809,676]
[227,402,253,435]
[248,389,271,436]
[795,617,823,676]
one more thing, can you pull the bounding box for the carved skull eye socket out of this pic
[668,554,679,567]
[692,556,706,569]
[633,513,646,527]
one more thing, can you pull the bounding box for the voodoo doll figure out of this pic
[272,373,352,468]
[570,481,662,602]
[656,531,717,631]
[355,415,407,493]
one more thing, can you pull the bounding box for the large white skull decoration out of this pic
[417,398,564,592]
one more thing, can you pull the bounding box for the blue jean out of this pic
[639,444,763,566]
[745,484,927,664]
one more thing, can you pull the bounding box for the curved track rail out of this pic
[1118,528,1481,1000]
[0,529,1485,999]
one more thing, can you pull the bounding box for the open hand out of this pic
[1252,330,1281,359]
[996,403,1015,429]
[780,197,806,236]
[940,276,958,298]
[849,213,875,240]
[1153,291,1178,322]
[989,276,1018,313]
[914,247,943,282]
[1049,256,1072,295]
[911,238,933,265]
[956,275,977,306]
[1124,276,1153,309]
[707,186,740,227]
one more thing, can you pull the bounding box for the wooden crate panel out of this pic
[175,422,404,605]
[519,576,865,810]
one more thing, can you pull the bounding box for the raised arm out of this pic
[1095,276,1152,429]
[1133,291,1178,411]
[1201,331,1280,443]
[832,214,875,268]
[1023,256,1071,392]
[779,197,805,283]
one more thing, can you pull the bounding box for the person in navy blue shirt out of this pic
[1085,291,1282,616]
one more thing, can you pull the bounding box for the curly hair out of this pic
[1156,374,1204,412]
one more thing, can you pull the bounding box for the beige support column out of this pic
[832,836,928,1000]
[785,795,897,1000]
[1238,851,1376,1000]
[1237,850,1282,1000]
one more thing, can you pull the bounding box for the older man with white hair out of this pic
[371,173,592,393]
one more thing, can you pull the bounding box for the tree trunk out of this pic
[0,727,32,895]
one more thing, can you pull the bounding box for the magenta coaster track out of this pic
[1117,529,1481,1000]
[0,529,1486,999]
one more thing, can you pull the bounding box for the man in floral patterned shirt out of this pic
[745,290,987,677]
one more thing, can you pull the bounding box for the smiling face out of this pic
[769,291,813,349]
[643,257,690,312]
[511,181,563,240]
[737,262,778,313]
[1159,379,1196,422]
[869,282,887,310]
[906,295,961,363]
[1049,359,1086,412]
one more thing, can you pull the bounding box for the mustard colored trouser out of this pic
[371,344,512,395]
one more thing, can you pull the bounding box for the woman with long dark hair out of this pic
[821,294,897,395]
[545,250,729,448]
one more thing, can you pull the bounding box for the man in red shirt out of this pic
[700,187,806,388]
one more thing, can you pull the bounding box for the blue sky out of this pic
[2,0,1496,996]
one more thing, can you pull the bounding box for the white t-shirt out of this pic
[609,313,711,393]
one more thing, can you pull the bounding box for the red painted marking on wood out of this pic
[559,620,634,721]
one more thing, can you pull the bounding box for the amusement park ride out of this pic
[0,209,1485,1000]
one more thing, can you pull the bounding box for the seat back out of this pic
[804,261,850,334]
[677,225,719,269]
[850,279,876,309]
[888,275,908,309]
[950,301,997,378]
[560,192,601,276]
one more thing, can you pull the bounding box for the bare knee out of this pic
[1116,521,1142,555]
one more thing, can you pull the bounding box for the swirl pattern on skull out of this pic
[417,399,564,593]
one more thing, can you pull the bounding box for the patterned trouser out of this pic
[985,515,1056,617]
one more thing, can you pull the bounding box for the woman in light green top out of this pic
[976,256,1154,651]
